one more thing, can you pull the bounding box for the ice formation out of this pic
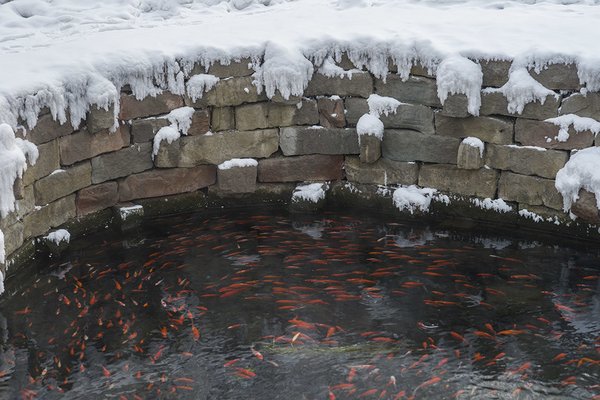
[292,183,328,203]
[392,185,437,214]
[152,106,195,158]
[436,56,482,116]
[545,114,600,142]
[367,94,401,117]
[186,74,220,102]
[555,146,600,212]
[44,229,71,245]
[218,158,258,170]
[472,198,513,213]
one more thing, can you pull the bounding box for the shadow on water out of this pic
[0,208,598,399]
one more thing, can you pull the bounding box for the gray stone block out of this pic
[480,59,511,88]
[76,181,119,216]
[279,126,359,156]
[359,135,381,164]
[91,143,153,184]
[131,118,169,143]
[380,104,435,134]
[26,113,74,145]
[34,161,92,206]
[2,222,24,257]
[119,92,184,120]
[382,129,461,164]
[23,140,60,185]
[235,100,318,130]
[515,119,594,150]
[375,75,442,107]
[498,171,563,210]
[570,189,600,223]
[344,156,419,185]
[211,107,235,131]
[529,63,581,90]
[485,144,568,179]
[480,91,560,120]
[59,124,130,166]
[186,76,267,108]
[435,114,514,145]
[258,155,344,182]
[23,194,76,239]
[344,97,369,126]
[440,94,470,118]
[87,105,115,133]
[418,164,498,198]
[305,71,373,98]
[217,165,257,194]
[560,92,600,120]
[457,141,485,170]
[206,58,254,78]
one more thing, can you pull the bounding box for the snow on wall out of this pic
[436,56,482,116]
[152,106,195,158]
[555,147,600,212]
[392,185,437,214]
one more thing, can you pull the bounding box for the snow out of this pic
[392,185,437,214]
[519,208,544,223]
[318,56,358,79]
[545,114,600,142]
[367,94,401,117]
[472,198,513,213]
[356,113,384,140]
[436,56,482,116]
[461,137,484,157]
[186,74,220,102]
[292,182,328,203]
[555,146,600,212]
[119,204,144,220]
[218,158,258,170]
[0,229,4,266]
[44,229,71,245]
[152,106,195,158]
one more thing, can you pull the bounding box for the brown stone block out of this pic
[76,182,119,216]
[258,155,344,182]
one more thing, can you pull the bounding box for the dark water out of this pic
[0,209,599,400]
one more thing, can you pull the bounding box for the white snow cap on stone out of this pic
[436,55,483,116]
[44,229,71,245]
[218,158,258,170]
[367,94,401,117]
[152,106,195,158]
[392,185,437,214]
[292,182,327,203]
[356,113,384,140]
[472,198,512,213]
[545,114,600,142]
[555,146,600,212]
[186,74,219,102]
[461,137,484,157]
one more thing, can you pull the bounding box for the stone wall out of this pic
[2,57,600,274]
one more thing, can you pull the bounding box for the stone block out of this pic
[211,107,235,131]
[344,156,419,185]
[457,141,484,170]
[382,130,461,164]
[380,103,435,134]
[529,63,581,90]
[441,94,470,118]
[119,92,184,120]
[16,185,35,219]
[318,97,346,128]
[515,119,594,150]
[418,164,499,198]
[131,118,169,143]
[76,181,119,216]
[279,126,359,156]
[91,143,153,184]
[480,59,511,88]
[270,92,303,105]
[59,124,130,166]
[305,71,373,98]
[344,97,369,126]
[570,189,600,223]
[560,92,600,120]
[2,222,24,257]
[480,91,560,120]
[155,129,279,167]
[235,100,318,130]
[375,75,442,107]
[485,144,568,179]
[409,63,436,78]
[113,204,144,231]
[188,109,211,135]
[26,113,74,145]
[23,194,76,239]
[23,139,60,185]
[359,135,381,164]
[186,77,267,108]
[498,172,563,210]
[190,58,254,78]
[435,114,514,145]
[217,165,257,194]
[87,105,115,133]
[119,166,216,201]
[34,161,92,206]
[258,155,344,182]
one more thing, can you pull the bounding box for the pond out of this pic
[0,209,599,399]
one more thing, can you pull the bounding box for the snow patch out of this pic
[318,56,359,79]
[367,94,401,117]
[218,158,258,170]
[472,198,513,213]
[392,185,437,214]
[545,114,600,142]
[0,229,4,266]
[152,106,195,158]
[186,74,219,102]
[519,208,544,223]
[292,182,328,203]
[356,113,384,140]
[436,55,482,116]
[44,229,71,245]
[555,146,600,212]
[461,137,484,157]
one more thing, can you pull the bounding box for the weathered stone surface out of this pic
[131,118,169,143]
[359,135,381,163]
[155,129,279,167]
[382,130,461,164]
[16,185,35,219]
[529,63,581,90]
[26,113,74,145]
[235,100,318,130]
[380,104,435,134]
[91,143,153,184]
[485,144,568,179]
[498,172,563,210]
[59,124,130,166]
[515,119,594,150]
[186,77,267,108]
[305,72,373,98]
[119,166,216,201]
[280,126,359,156]
[2,222,24,257]
[217,165,257,193]
[23,194,76,239]
[435,114,514,145]
[23,140,60,185]
[318,97,346,128]
[270,92,303,105]
[560,92,600,120]
[258,155,344,182]
[206,58,253,78]
[419,164,499,198]
[345,156,419,185]
[441,94,470,118]
[188,109,211,135]
[34,161,92,205]
[480,59,511,88]
[409,63,436,78]
[114,203,144,231]
[480,91,560,120]
[457,141,484,169]
[570,189,600,223]
[76,181,119,216]
[87,105,115,133]
[120,92,184,120]
[344,97,369,126]
[375,75,442,107]
[211,107,235,131]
